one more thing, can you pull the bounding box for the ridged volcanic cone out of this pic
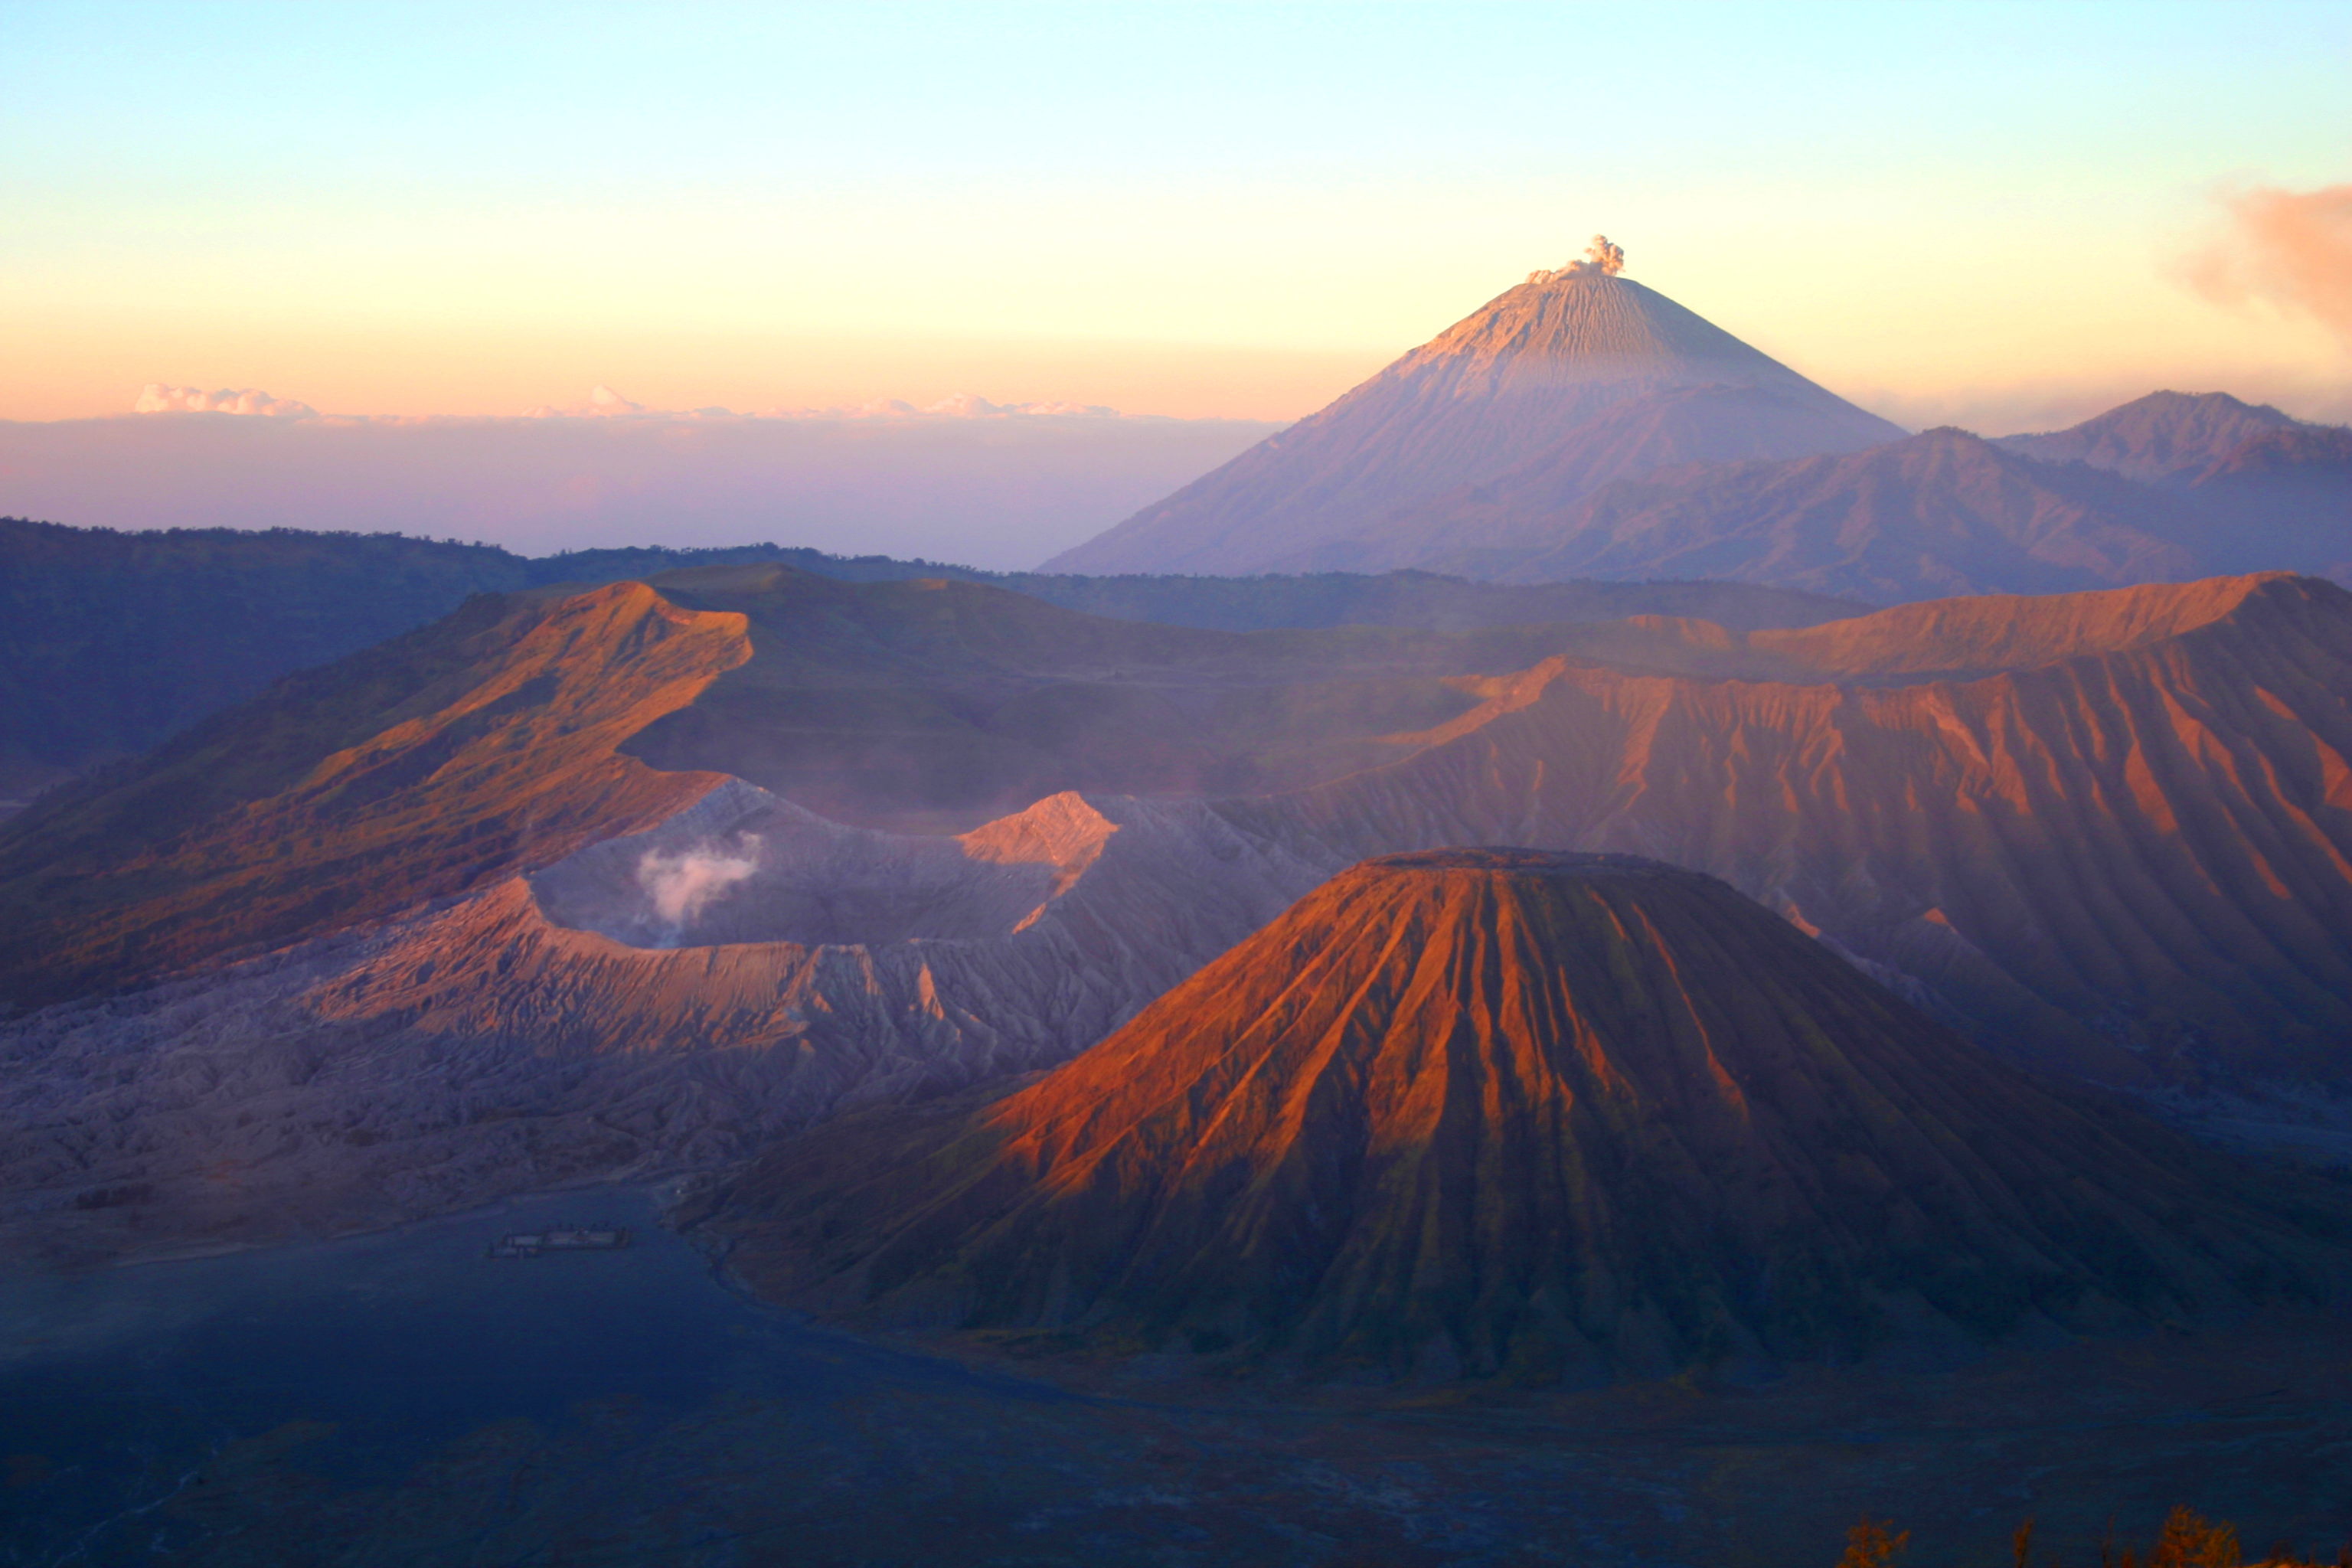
[1041,263,1900,576]
[704,850,2345,1381]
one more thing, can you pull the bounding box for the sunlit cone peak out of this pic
[704,847,2344,1383]
[1040,245,1903,575]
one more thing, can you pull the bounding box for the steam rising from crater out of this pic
[637,838,762,928]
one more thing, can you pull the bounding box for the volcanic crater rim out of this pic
[528,779,1110,951]
[1361,847,1690,878]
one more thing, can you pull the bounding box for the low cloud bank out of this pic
[2187,183,2352,349]
[127,382,1128,425]
[8,398,1277,569]
[518,386,1120,421]
[133,384,317,418]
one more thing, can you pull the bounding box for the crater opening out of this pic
[530,781,1106,949]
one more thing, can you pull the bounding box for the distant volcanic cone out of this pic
[700,850,2344,1383]
[1040,240,1903,577]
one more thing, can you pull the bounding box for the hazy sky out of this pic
[7,0,2350,430]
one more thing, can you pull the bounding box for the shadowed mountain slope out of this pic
[612,564,1792,829]
[0,516,1854,802]
[0,519,813,797]
[0,564,1792,1004]
[1988,394,2352,588]
[1042,260,1901,576]
[966,569,1864,634]
[1458,427,2212,602]
[1998,391,2313,483]
[1233,574,2352,1091]
[2193,421,2352,488]
[2183,424,2352,583]
[0,582,748,1008]
[1354,401,2351,603]
[1254,385,1918,579]
[701,850,2346,1382]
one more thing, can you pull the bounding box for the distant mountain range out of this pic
[1461,424,2212,599]
[1040,259,2350,600]
[8,296,2343,802]
[1996,387,2320,480]
[0,516,1855,804]
[1473,393,2350,600]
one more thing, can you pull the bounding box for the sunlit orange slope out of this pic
[0,583,748,1004]
[0,564,1737,1004]
[704,851,2345,1381]
[1235,573,2352,1083]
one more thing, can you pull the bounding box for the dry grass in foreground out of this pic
[1839,1508,2350,1567]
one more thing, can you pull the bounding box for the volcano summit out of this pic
[1043,240,1903,577]
[699,849,2343,1383]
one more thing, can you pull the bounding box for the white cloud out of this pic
[2184,184,2352,351]
[920,392,1119,419]
[523,384,657,419]
[133,384,316,418]
[1016,400,1120,418]
[912,391,1121,418]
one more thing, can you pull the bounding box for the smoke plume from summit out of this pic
[1527,235,1626,285]
[1579,235,1626,276]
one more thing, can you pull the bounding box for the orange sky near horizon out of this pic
[11,254,2347,437]
[7,2,2349,435]
[0,319,1388,428]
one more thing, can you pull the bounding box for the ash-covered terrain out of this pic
[8,564,2352,1270]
